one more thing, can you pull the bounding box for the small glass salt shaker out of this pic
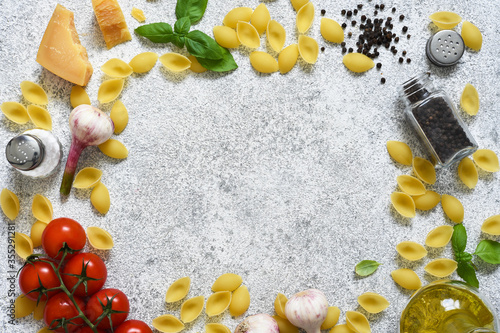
[5,129,62,177]
[400,74,478,167]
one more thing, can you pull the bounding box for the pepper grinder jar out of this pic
[5,129,62,178]
[400,74,478,167]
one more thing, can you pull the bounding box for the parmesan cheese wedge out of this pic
[92,0,132,49]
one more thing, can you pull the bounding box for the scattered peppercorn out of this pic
[406,58,411,63]
[374,10,378,15]
[399,14,405,20]
[375,4,380,9]
[321,9,326,15]
[347,10,352,17]
[395,37,400,43]
[399,57,404,63]
[380,4,385,10]
[352,20,357,26]
[341,42,346,47]
[357,4,363,9]
[348,47,353,53]
[342,47,347,53]
[381,77,386,84]
[341,9,346,15]
[321,46,325,52]
[402,50,407,56]
[348,32,352,37]
[402,26,408,32]
[392,7,396,13]
[361,15,367,22]
[342,23,347,28]
[407,34,411,39]
[376,63,382,68]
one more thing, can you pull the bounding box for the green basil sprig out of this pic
[175,0,208,24]
[355,260,382,277]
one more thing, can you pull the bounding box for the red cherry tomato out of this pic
[42,217,86,260]
[44,292,85,333]
[86,288,129,329]
[19,259,59,301]
[62,253,107,297]
[115,319,153,333]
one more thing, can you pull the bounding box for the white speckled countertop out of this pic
[1,0,499,332]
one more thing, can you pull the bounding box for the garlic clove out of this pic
[235,314,279,333]
[285,289,329,333]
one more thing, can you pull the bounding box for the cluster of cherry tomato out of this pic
[18,217,152,333]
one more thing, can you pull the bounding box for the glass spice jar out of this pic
[400,74,478,167]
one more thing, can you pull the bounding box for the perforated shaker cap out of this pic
[5,134,45,171]
[426,30,465,67]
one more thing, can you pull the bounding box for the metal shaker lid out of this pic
[426,30,465,67]
[5,134,45,171]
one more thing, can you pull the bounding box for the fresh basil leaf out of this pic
[185,30,222,60]
[171,35,186,48]
[452,224,467,255]
[456,251,473,262]
[457,261,479,288]
[176,0,208,24]
[174,17,191,35]
[196,46,238,72]
[355,260,382,277]
[474,240,500,264]
[135,23,174,43]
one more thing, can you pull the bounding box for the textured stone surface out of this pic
[1,0,499,332]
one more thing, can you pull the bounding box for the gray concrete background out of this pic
[1,0,499,332]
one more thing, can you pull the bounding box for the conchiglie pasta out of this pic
[159,53,192,72]
[98,139,128,159]
[357,292,390,314]
[441,194,464,223]
[396,175,426,196]
[101,58,133,78]
[320,306,340,329]
[27,105,52,130]
[425,225,454,247]
[390,268,421,290]
[267,20,286,53]
[166,277,191,302]
[33,300,46,320]
[223,7,253,29]
[461,21,482,51]
[396,241,428,261]
[212,273,242,292]
[424,258,457,277]
[413,191,440,211]
[390,192,416,218]
[86,226,114,250]
[458,157,478,189]
[32,194,53,223]
[229,285,250,317]
[129,52,158,73]
[97,79,124,103]
[180,296,204,323]
[345,311,371,333]
[1,102,30,124]
[206,323,231,333]
[249,52,278,73]
[206,291,232,316]
[290,0,308,11]
[272,315,299,333]
[412,157,436,184]
[15,294,36,318]
[152,314,185,333]
[472,149,499,172]
[1,188,20,220]
[481,215,500,235]
[386,141,413,166]
[110,100,128,134]
[320,18,344,43]
[20,81,48,105]
[298,35,319,64]
[343,53,374,73]
[251,3,270,35]
[237,21,260,48]
[90,182,110,214]
[460,84,479,116]
[278,44,299,74]
[73,167,103,188]
[213,26,241,48]
[14,232,34,259]
[70,86,91,108]
[296,2,314,33]
[429,11,462,29]
[330,324,355,333]
[274,293,288,318]
[188,56,208,73]
[30,220,48,248]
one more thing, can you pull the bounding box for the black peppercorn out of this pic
[361,15,366,22]
[321,47,325,52]
[354,9,358,14]
[342,47,347,53]
[407,58,411,63]
[358,4,363,9]
[376,62,382,68]
[342,23,347,28]
[348,32,352,37]
[374,10,378,15]
[392,7,396,13]
[341,9,346,15]
[321,9,326,15]
[402,26,408,32]
[381,77,386,84]
[352,20,357,26]
[375,4,380,9]
[341,42,346,47]
[399,14,405,20]
[347,10,352,17]
[395,37,400,42]
[407,34,411,39]
[399,57,404,63]
[348,47,353,53]
[402,50,407,56]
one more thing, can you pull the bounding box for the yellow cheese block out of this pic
[36,4,93,86]
[92,0,132,49]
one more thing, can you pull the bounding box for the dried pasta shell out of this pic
[237,21,260,48]
[32,194,53,223]
[213,26,241,49]
[180,295,204,323]
[429,11,462,29]
[472,149,499,172]
[320,306,340,329]
[129,52,158,73]
[212,273,243,292]
[166,277,191,302]
[413,191,440,211]
[320,18,344,43]
[90,182,110,214]
[251,3,270,35]
[461,21,482,51]
[425,225,454,247]
[397,175,426,196]
[273,315,299,333]
[441,194,464,223]
[357,292,390,314]
[330,324,355,333]
[98,79,124,104]
[87,226,114,250]
[412,157,436,184]
[30,220,48,248]
[15,294,36,318]
[20,81,48,105]
[160,53,192,72]
[387,141,413,166]
[249,52,278,73]
[267,20,286,53]
[205,291,232,317]
[460,83,479,115]
[1,102,30,124]
[396,241,427,261]
[98,139,128,159]
[110,100,129,134]
[290,0,308,11]
[152,314,185,333]
[37,328,52,333]
[458,157,478,189]
[14,232,34,259]
[206,323,231,333]
[73,167,103,188]
[229,285,250,317]
[278,44,299,74]
[27,105,52,130]
[33,300,46,320]
[481,215,500,235]
[70,86,91,108]
[342,53,374,73]
[390,192,415,218]
[223,7,253,29]
[101,58,133,78]
[345,311,371,333]
[424,258,458,277]
[1,188,20,220]
[131,7,146,23]
[390,268,421,290]
[296,2,314,33]
[298,35,319,64]
[274,293,288,318]
[188,56,208,73]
